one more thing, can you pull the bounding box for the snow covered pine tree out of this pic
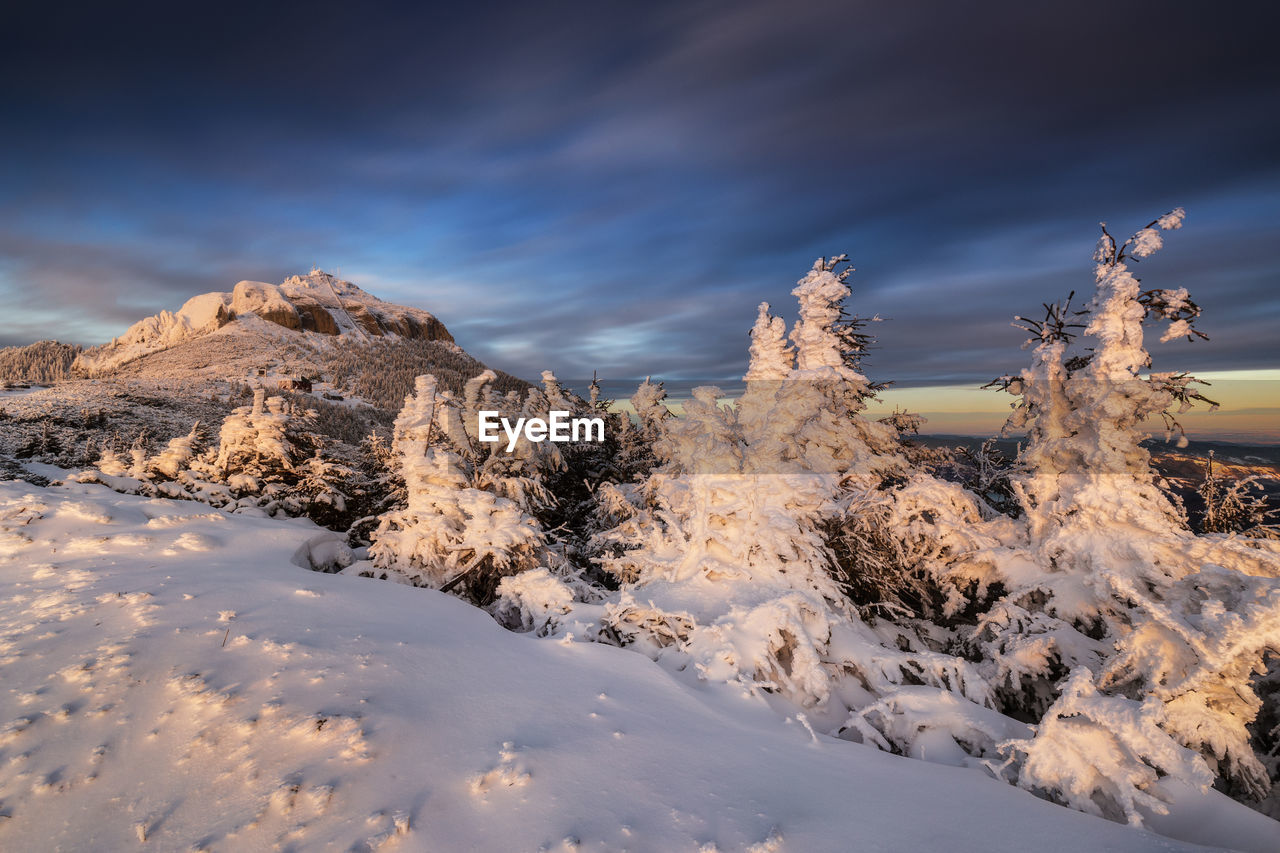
[369,373,546,603]
[962,209,1280,822]
[493,222,1280,827]
[576,257,999,756]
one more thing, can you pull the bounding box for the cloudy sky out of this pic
[3,0,1278,387]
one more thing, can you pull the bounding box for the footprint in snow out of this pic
[470,742,531,795]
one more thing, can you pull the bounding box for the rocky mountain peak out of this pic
[73,271,454,375]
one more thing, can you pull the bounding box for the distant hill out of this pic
[914,433,1280,530]
[0,340,82,384]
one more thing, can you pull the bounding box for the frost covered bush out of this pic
[149,423,203,480]
[213,387,314,491]
[76,424,218,502]
[1198,451,1277,537]
[70,385,370,529]
[505,219,1280,827]
[290,451,358,530]
[493,568,580,635]
[368,372,548,604]
[947,210,1280,817]
[993,669,1214,825]
[586,257,995,748]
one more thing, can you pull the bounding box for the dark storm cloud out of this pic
[2,0,1277,382]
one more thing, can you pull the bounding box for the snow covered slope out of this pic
[74,270,454,376]
[2,477,1276,851]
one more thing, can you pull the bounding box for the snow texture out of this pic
[1,478,1273,851]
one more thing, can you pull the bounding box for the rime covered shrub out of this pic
[213,387,315,490]
[946,210,1280,817]
[1198,451,1277,537]
[586,258,995,751]
[993,669,1214,825]
[290,451,357,530]
[70,385,366,527]
[149,423,203,480]
[368,373,547,603]
[525,224,1280,827]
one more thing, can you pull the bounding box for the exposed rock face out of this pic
[74,292,239,374]
[395,312,453,343]
[290,296,340,335]
[341,302,386,338]
[73,269,455,374]
[212,303,234,328]
[340,301,454,343]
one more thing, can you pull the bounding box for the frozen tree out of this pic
[1198,450,1276,536]
[984,291,1087,540]
[601,377,668,485]
[743,261,941,626]
[982,209,1213,569]
[947,210,1280,818]
[127,432,150,479]
[94,444,130,478]
[598,385,849,702]
[947,438,1020,518]
[587,371,609,411]
[538,369,574,413]
[290,450,356,530]
[369,374,545,604]
[745,301,793,386]
[738,302,794,436]
[346,430,403,545]
[630,377,671,439]
[586,261,993,753]
[791,255,860,375]
[780,259,901,479]
[148,423,202,480]
[213,387,313,495]
[988,210,1213,539]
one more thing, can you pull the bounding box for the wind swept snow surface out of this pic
[1,479,1275,852]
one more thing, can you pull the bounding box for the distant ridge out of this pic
[0,340,82,384]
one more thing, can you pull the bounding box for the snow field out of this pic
[4,479,1267,851]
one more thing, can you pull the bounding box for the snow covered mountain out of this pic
[74,270,454,376]
[0,271,526,467]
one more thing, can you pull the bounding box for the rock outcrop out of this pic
[231,281,300,331]
[289,295,340,335]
